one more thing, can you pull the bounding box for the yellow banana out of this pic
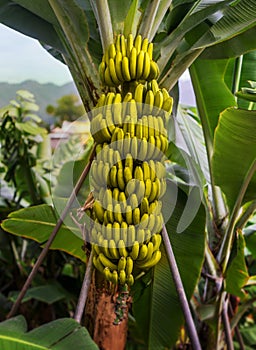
[129,193,139,209]
[127,33,134,57]
[116,34,121,52]
[147,42,153,60]
[136,250,161,269]
[122,56,131,81]
[148,60,159,80]
[130,240,139,259]
[104,66,115,87]
[154,90,164,110]
[99,119,112,142]
[134,34,142,53]
[147,136,156,159]
[142,51,151,80]
[147,214,156,231]
[126,256,134,275]
[140,197,149,216]
[136,50,145,80]
[125,153,133,169]
[124,166,133,184]
[106,109,115,134]
[123,134,131,156]
[151,79,159,94]
[130,136,138,159]
[92,243,101,256]
[125,205,133,225]
[135,119,143,139]
[129,47,137,79]
[138,137,148,161]
[147,115,155,138]
[141,116,149,139]
[105,223,113,240]
[160,134,168,154]
[134,83,144,103]
[134,165,143,181]
[114,203,123,224]
[136,180,145,202]
[128,225,136,246]
[145,178,152,198]
[103,266,112,281]
[107,203,114,223]
[98,253,118,270]
[140,213,149,229]
[118,239,129,257]
[109,239,120,259]
[153,214,163,234]
[137,228,145,243]
[144,90,154,114]
[99,61,106,84]
[141,37,148,52]
[154,135,162,159]
[118,256,127,271]
[120,34,126,57]
[109,43,116,59]
[125,178,137,197]
[128,101,137,123]
[152,233,162,252]
[119,269,126,285]
[120,221,128,243]
[138,244,148,260]
[162,97,173,114]
[112,270,119,284]
[93,255,105,273]
[93,200,105,223]
[113,221,121,242]
[127,274,134,286]
[149,160,156,181]
[133,207,141,225]
[109,57,121,85]
[148,180,158,202]
[142,161,150,181]
[117,168,125,191]
[115,51,124,82]
[112,188,120,202]
[109,165,118,187]
[102,239,113,259]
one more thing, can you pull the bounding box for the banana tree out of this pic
[1,1,256,349]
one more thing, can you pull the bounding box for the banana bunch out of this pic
[99,34,159,86]
[89,34,173,288]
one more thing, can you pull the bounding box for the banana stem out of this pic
[162,225,202,350]
[74,250,94,323]
[6,144,96,319]
[90,0,113,51]
[138,0,161,41]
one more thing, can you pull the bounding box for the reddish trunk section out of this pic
[85,271,128,350]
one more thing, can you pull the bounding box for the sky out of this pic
[0,22,192,100]
[0,24,73,85]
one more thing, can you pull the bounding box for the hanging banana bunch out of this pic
[89,34,173,290]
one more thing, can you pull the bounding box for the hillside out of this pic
[0,80,79,124]
[0,79,195,125]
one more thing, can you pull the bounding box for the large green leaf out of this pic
[192,0,256,50]
[212,107,256,211]
[0,316,99,349]
[190,58,237,137]
[0,0,65,52]
[1,204,86,262]
[225,232,249,298]
[200,26,256,59]
[132,186,206,349]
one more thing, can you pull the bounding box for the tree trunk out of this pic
[84,270,129,350]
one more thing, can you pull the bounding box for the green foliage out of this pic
[0,315,99,349]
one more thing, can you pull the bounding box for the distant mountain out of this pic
[0,79,196,126]
[0,80,79,125]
